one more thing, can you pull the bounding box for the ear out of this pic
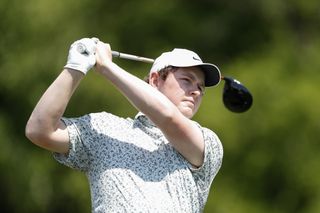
[149,72,161,88]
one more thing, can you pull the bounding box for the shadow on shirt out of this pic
[79,113,191,183]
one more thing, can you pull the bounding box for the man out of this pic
[25,38,223,212]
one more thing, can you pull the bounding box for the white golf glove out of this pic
[64,38,99,74]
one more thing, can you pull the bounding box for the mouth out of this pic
[183,99,195,107]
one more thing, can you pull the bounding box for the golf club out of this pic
[77,43,253,112]
[111,51,253,113]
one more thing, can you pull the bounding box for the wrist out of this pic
[96,59,115,74]
[63,68,86,80]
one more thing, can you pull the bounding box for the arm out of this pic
[25,38,96,154]
[25,69,83,153]
[95,42,205,167]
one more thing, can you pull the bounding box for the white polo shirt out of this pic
[54,112,223,213]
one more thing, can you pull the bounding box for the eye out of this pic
[181,78,191,83]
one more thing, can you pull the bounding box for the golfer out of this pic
[25,38,223,212]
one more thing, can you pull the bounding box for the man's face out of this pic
[155,66,205,118]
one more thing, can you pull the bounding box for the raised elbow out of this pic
[25,123,37,142]
[25,118,49,146]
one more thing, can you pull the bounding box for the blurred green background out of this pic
[1,0,320,212]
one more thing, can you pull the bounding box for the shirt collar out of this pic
[134,112,157,128]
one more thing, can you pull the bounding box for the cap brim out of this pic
[161,60,221,87]
[199,63,221,87]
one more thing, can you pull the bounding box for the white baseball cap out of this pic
[150,48,221,87]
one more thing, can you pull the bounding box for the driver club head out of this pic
[222,76,253,113]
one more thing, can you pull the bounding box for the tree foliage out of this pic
[1,0,319,212]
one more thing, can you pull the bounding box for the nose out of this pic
[189,87,202,97]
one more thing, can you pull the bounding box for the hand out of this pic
[64,38,98,74]
[95,41,113,73]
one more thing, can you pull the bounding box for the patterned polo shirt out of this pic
[53,112,223,213]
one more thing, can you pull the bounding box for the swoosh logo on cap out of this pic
[193,57,201,61]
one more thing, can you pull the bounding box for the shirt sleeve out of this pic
[53,115,93,172]
[190,125,223,198]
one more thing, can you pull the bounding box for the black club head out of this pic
[222,77,253,113]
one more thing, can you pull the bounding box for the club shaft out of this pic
[110,51,231,81]
[112,51,154,63]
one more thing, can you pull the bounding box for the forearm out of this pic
[99,62,177,124]
[27,69,83,136]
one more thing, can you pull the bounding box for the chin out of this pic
[182,110,194,119]
[178,105,195,118]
